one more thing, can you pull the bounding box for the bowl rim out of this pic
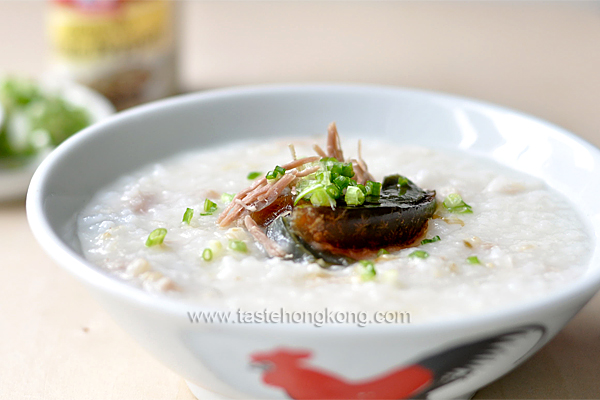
[26,83,600,334]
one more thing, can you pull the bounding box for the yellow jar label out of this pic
[49,1,173,61]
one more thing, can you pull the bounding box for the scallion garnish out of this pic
[409,250,429,259]
[358,260,377,281]
[220,193,234,204]
[265,170,277,180]
[266,165,286,182]
[310,187,335,207]
[294,184,324,206]
[341,162,355,178]
[145,228,167,247]
[247,171,261,180]
[357,184,367,195]
[377,248,389,257]
[202,248,213,261]
[421,235,441,245]
[443,193,473,214]
[333,175,351,191]
[229,239,248,253]
[345,186,365,206]
[203,198,218,213]
[397,176,409,187]
[182,208,194,225]
[274,165,286,176]
[325,184,341,199]
[467,256,481,264]
[365,181,381,197]
[329,163,342,176]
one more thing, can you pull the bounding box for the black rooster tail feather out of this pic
[412,324,546,398]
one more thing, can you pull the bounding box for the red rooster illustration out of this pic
[250,326,545,400]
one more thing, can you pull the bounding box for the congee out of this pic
[77,124,591,322]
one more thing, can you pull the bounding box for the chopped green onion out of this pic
[320,157,338,163]
[325,184,341,199]
[409,250,429,259]
[333,175,351,191]
[467,256,481,264]
[329,163,343,176]
[265,170,277,180]
[182,208,194,225]
[145,228,167,247]
[221,193,234,204]
[345,186,365,206]
[202,248,213,261]
[247,171,261,180]
[443,193,473,214]
[397,176,409,187]
[310,187,334,207]
[294,183,325,205]
[341,163,355,178]
[203,198,218,213]
[357,184,367,195]
[358,260,377,281]
[421,235,441,245]
[274,165,286,176]
[377,248,389,257]
[365,181,381,197]
[266,165,286,182]
[229,239,248,253]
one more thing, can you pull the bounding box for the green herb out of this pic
[329,163,342,176]
[357,184,367,195]
[333,175,351,190]
[182,208,194,224]
[467,256,481,264]
[229,239,248,253]
[145,228,167,247]
[341,162,355,178]
[345,186,365,206]
[358,260,377,281]
[421,235,441,245]
[365,181,381,197]
[202,248,213,261]
[443,193,473,214]
[377,248,389,257]
[397,176,409,187]
[409,250,429,259]
[203,199,218,213]
[266,165,286,182]
[325,184,341,199]
[220,193,234,204]
[247,171,261,180]
[294,183,325,205]
[310,187,333,207]
[274,165,285,176]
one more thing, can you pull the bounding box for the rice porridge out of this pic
[77,133,591,322]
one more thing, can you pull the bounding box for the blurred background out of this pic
[1,1,599,137]
[1,1,600,399]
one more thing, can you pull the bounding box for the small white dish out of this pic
[0,78,114,201]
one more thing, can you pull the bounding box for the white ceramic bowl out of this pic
[0,77,115,201]
[27,85,600,399]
